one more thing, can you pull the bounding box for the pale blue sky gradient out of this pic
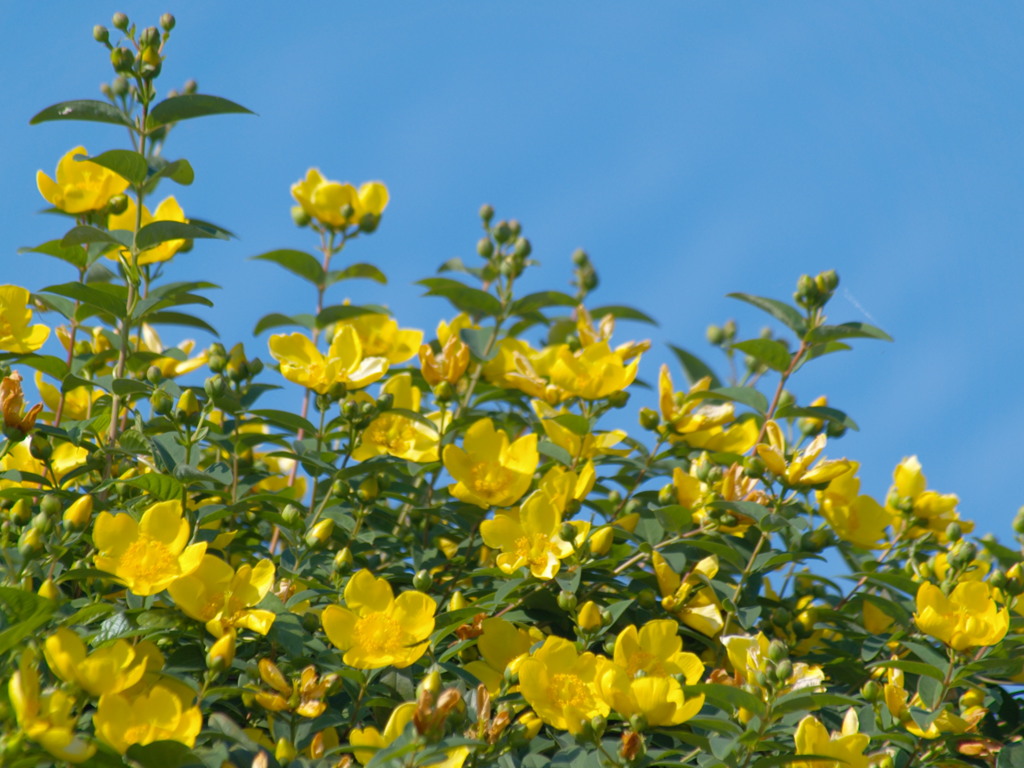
[3,3,1023,538]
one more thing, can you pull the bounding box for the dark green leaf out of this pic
[807,322,893,343]
[705,386,769,414]
[773,691,860,716]
[731,338,791,372]
[137,221,230,250]
[683,683,764,717]
[316,304,386,327]
[252,248,324,285]
[869,658,945,681]
[460,327,497,362]
[775,404,859,431]
[250,409,318,436]
[253,312,314,335]
[19,240,88,269]
[126,740,199,768]
[590,304,659,325]
[146,94,255,129]
[30,99,132,127]
[418,277,502,317]
[727,292,807,335]
[148,157,195,186]
[547,413,591,436]
[511,291,578,315]
[82,149,148,184]
[121,474,184,501]
[0,354,67,379]
[42,282,126,318]
[917,674,943,710]
[144,311,218,336]
[668,344,722,388]
[111,378,150,396]
[327,262,388,286]
[60,226,130,249]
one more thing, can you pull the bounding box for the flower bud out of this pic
[184,79,198,94]
[150,388,173,415]
[357,476,379,503]
[112,12,129,30]
[773,659,793,683]
[513,237,532,259]
[358,212,380,233]
[175,389,200,420]
[18,527,43,555]
[577,601,603,631]
[479,203,494,223]
[111,76,130,96]
[1014,506,1024,535]
[861,680,881,702]
[9,499,31,524]
[412,569,433,592]
[38,578,60,602]
[275,738,297,763]
[63,495,93,531]
[606,390,630,409]
[945,522,962,543]
[418,668,443,698]
[816,269,839,293]
[29,433,52,461]
[766,639,787,663]
[333,547,353,573]
[94,25,110,43]
[204,375,227,399]
[207,632,236,672]
[492,221,512,244]
[706,324,726,345]
[305,518,335,549]
[990,569,1008,590]
[291,205,311,227]
[40,494,62,519]
[160,13,176,31]
[557,590,578,612]
[110,47,134,73]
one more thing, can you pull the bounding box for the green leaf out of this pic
[731,338,791,372]
[589,304,659,325]
[120,474,184,501]
[126,740,199,768]
[418,277,502,317]
[82,149,148,184]
[60,225,130,249]
[30,99,132,127]
[807,322,893,343]
[1,354,68,379]
[869,658,946,681]
[111,378,151,396]
[728,292,807,335]
[775,404,860,431]
[146,94,255,129]
[683,683,764,717]
[668,344,722,388]
[460,327,497,362]
[772,691,860,716]
[136,221,231,250]
[316,304,386,328]
[327,262,388,286]
[144,311,219,336]
[42,282,126,319]
[19,240,88,269]
[147,157,195,187]
[511,291,578,315]
[250,409,318,435]
[547,413,591,436]
[253,312,314,335]
[705,386,769,414]
[252,248,324,285]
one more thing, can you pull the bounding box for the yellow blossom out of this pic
[37,145,129,213]
[352,373,439,463]
[1,372,42,437]
[915,581,1009,651]
[0,439,89,490]
[108,196,188,264]
[518,636,611,734]
[350,702,417,765]
[548,340,640,400]
[291,169,388,229]
[817,461,893,548]
[794,709,877,768]
[269,325,388,394]
[0,285,50,353]
[35,371,98,421]
[420,335,470,386]
[93,676,202,753]
[723,632,825,693]
[658,367,758,452]
[43,627,148,696]
[443,418,538,508]
[537,462,595,514]
[652,552,724,635]
[167,553,276,637]
[138,324,209,377]
[321,569,436,669]
[889,456,970,539]
[93,500,207,596]
[882,666,985,739]
[756,421,851,486]
[532,399,630,460]
[480,491,575,580]
[464,617,542,693]
[575,305,649,360]
[336,312,423,364]
[9,651,96,763]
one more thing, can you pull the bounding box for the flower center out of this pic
[470,463,515,495]
[353,612,403,658]
[549,673,594,710]
[120,536,177,589]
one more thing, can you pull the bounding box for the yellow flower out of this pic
[336,312,423,364]
[652,552,724,636]
[482,338,563,402]
[464,617,542,693]
[37,145,129,213]
[35,371,98,421]
[0,285,50,353]
[481,491,576,580]
[756,421,851,486]
[914,581,1009,651]
[889,456,969,539]
[0,439,89,490]
[532,399,630,460]
[548,340,640,400]
[613,620,704,678]
[794,709,877,768]
[93,500,207,596]
[108,196,188,264]
[537,462,595,514]
[882,666,985,739]
[93,676,202,753]
[43,627,148,696]
[575,305,649,360]
[420,335,471,387]
[291,168,389,229]
[658,368,757,452]
[817,462,893,548]
[269,326,388,394]
[167,553,276,637]
[138,325,209,377]
[321,569,436,669]
[1,372,42,437]
[518,636,611,734]
[8,651,96,763]
[443,418,538,508]
[352,373,439,463]
[350,702,417,765]
[723,632,825,693]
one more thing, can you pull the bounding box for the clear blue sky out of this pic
[3,3,1023,539]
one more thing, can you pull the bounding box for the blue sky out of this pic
[2,3,1023,539]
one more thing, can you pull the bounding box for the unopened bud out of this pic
[861,680,881,702]
[204,375,227,399]
[492,221,512,244]
[10,499,31,524]
[706,324,726,345]
[358,212,380,233]
[112,12,129,30]
[945,522,962,543]
[291,206,311,227]
[479,203,494,223]
[577,601,602,631]
[412,569,432,592]
[63,495,94,531]
[29,434,52,461]
[175,389,200,420]
[304,518,335,549]
[207,632,236,672]
[160,13,176,31]
[110,47,134,73]
[94,25,110,43]
[766,639,787,663]
[333,547,353,573]
[657,484,676,506]
[40,494,62,519]
[357,476,379,503]
[476,237,494,259]
[557,590,578,612]
[513,237,532,259]
[38,578,60,602]
[606,390,630,409]
[638,407,659,431]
